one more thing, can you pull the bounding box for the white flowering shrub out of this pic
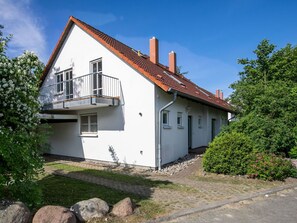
[0,26,47,207]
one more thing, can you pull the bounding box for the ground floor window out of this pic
[80,114,97,134]
[177,112,183,128]
[162,110,169,126]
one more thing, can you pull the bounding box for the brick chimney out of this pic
[215,89,220,98]
[169,51,176,73]
[150,37,159,64]
[220,91,224,100]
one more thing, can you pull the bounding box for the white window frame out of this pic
[55,72,63,94]
[80,113,98,136]
[90,58,103,96]
[162,110,171,129]
[177,112,183,128]
[55,68,73,95]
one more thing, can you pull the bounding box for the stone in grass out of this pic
[70,198,109,222]
[0,201,30,223]
[32,205,76,223]
[111,197,134,217]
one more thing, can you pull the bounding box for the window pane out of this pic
[90,115,97,124]
[90,124,97,132]
[162,112,168,124]
[80,124,88,133]
[93,73,97,89]
[93,63,97,73]
[81,116,88,125]
[98,61,102,72]
[177,113,182,126]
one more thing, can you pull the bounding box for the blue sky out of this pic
[1,0,297,96]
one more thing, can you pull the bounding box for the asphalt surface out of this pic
[169,187,297,223]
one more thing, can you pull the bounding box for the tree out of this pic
[0,25,46,207]
[229,40,297,155]
[203,40,297,180]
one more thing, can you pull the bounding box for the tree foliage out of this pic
[229,40,297,155]
[0,25,47,207]
[203,40,297,180]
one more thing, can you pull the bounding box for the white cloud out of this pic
[115,35,239,97]
[0,0,47,62]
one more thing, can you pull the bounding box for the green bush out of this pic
[0,27,47,208]
[247,152,297,181]
[228,113,295,155]
[289,147,297,159]
[203,131,253,175]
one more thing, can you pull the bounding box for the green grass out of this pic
[38,174,164,222]
[46,162,196,192]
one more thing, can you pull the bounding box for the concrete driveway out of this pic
[168,187,297,223]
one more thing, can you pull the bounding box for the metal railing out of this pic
[39,72,120,105]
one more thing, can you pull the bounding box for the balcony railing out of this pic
[40,72,120,107]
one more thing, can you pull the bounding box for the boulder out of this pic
[0,201,30,223]
[111,197,133,217]
[70,198,109,222]
[32,205,76,223]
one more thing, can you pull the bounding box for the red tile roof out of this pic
[41,16,233,112]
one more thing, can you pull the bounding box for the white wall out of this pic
[45,24,157,167]
[155,87,228,165]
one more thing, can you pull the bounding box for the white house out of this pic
[39,16,232,169]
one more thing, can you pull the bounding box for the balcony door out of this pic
[91,59,102,96]
[65,70,73,99]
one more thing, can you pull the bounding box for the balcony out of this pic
[40,72,121,111]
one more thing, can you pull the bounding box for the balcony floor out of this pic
[42,95,120,111]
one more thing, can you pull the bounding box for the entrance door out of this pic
[211,118,216,140]
[65,70,73,99]
[188,116,192,149]
[91,59,102,96]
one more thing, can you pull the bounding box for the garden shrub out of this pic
[0,26,48,208]
[247,152,297,181]
[203,131,253,175]
[289,147,297,159]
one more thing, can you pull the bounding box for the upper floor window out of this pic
[56,72,63,93]
[90,58,102,96]
[55,69,73,99]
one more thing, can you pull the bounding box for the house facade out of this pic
[39,16,232,169]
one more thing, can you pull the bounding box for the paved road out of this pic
[169,188,297,223]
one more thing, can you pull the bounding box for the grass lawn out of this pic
[38,173,164,222]
[46,162,197,193]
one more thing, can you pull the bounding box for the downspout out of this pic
[158,90,177,170]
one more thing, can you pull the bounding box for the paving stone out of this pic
[44,155,297,214]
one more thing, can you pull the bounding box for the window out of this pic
[177,112,183,128]
[90,58,102,96]
[162,110,169,126]
[55,69,73,97]
[65,70,73,99]
[80,114,97,135]
[56,72,63,93]
[198,115,202,128]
